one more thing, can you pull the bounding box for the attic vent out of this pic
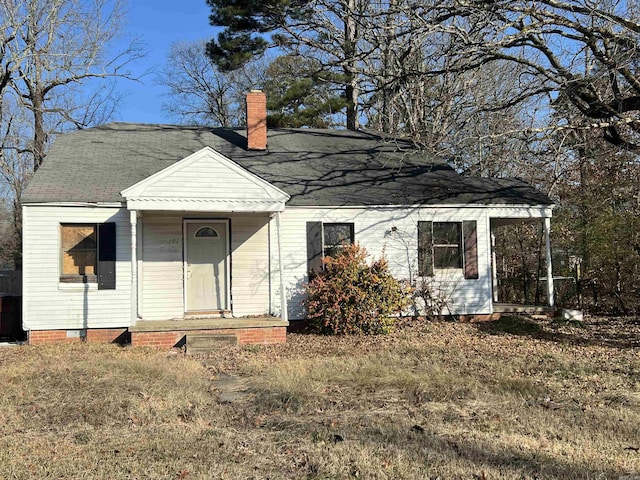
[194,227,219,238]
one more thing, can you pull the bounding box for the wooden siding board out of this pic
[229,214,270,317]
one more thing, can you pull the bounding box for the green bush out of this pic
[305,244,411,335]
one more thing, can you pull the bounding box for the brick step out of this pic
[186,333,238,354]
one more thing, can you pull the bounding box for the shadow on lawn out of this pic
[404,426,621,480]
[475,315,640,350]
[259,414,625,479]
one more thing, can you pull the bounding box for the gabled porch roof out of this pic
[121,146,290,212]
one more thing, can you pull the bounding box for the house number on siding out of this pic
[158,238,180,253]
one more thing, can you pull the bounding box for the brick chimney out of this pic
[246,90,267,150]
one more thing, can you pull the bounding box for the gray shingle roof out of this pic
[22,122,552,206]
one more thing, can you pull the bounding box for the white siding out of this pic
[22,205,132,330]
[230,214,271,316]
[23,203,548,328]
[140,214,183,320]
[139,212,271,320]
[135,151,282,201]
[271,206,495,320]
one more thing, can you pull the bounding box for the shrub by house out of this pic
[305,244,410,335]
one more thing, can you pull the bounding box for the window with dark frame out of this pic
[306,221,357,275]
[432,222,463,269]
[59,222,117,289]
[322,223,355,258]
[418,220,479,280]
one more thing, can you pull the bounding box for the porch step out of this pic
[186,334,237,354]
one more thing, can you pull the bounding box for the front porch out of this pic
[129,316,289,348]
[121,146,292,346]
[489,207,555,314]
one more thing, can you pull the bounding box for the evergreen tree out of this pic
[205,0,369,130]
[264,55,345,128]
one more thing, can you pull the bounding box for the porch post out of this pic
[275,211,288,322]
[491,228,498,303]
[543,216,554,307]
[130,210,138,326]
[136,211,143,319]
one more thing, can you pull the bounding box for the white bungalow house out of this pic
[21,91,554,346]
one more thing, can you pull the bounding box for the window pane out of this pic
[61,225,97,276]
[322,223,354,259]
[433,222,461,245]
[434,246,462,268]
[324,223,353,247]
[195,226,218,238]
[323,246,344,258]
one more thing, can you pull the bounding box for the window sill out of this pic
[424,269,466,280]
[58,282,98,291]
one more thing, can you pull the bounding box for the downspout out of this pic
[275,211,288,322]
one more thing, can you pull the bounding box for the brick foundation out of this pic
[27,326,285,348]
[85,328,129,343]
[29,330,77,345]
[28,328,128,345]
[131,326,287,348]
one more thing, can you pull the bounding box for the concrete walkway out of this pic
[213,374,250,403]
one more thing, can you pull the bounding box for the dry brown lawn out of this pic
[1,316,639,479]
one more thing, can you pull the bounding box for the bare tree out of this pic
[425,0,640,152]
[3,0,143,170]
[157,41,266,127]
[158,43,346,128]
[358,10,541,177]
[206,0,440,130]
[0,0,143,263]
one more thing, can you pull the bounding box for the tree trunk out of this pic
[343,0,359,130]
[32,90,45,171]
[345,82,358,130]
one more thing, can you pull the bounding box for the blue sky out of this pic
[113,1,218,124]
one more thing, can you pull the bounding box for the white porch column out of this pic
[130,210,138,326]
[544,216,554,307]
[136,211,143,319]
[275,211,288,322]
[491,228,498,303]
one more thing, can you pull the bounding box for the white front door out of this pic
[185,221,228,312]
